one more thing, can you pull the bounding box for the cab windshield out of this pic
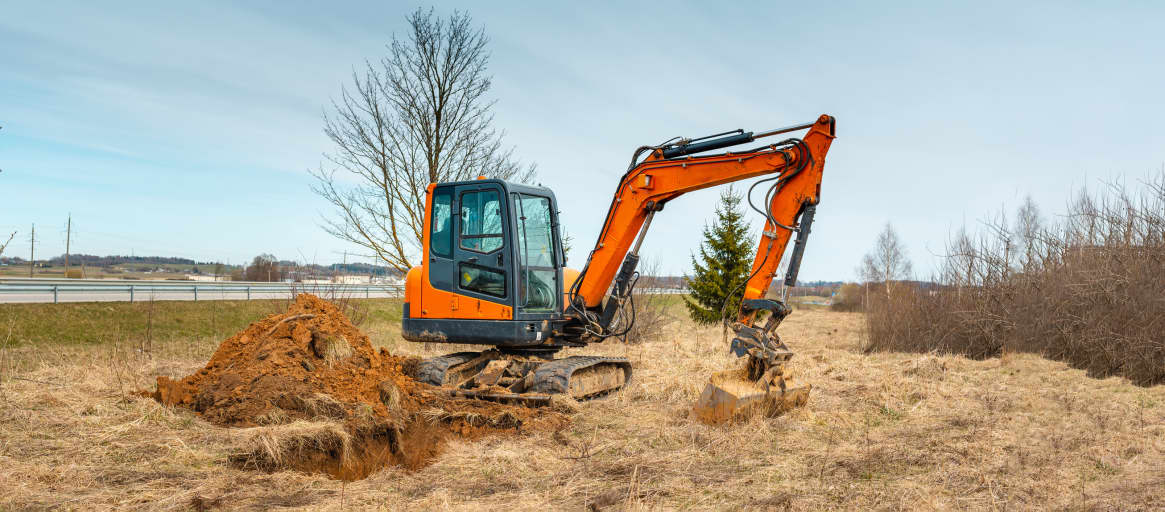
[514,194,557,310]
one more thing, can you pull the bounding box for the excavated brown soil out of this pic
[152,294,567,480]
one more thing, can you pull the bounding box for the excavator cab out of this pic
[403,179,570,349]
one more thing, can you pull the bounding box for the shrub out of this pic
[619,258,674,345]
[864,174,1165,386]
[830,283,864,312]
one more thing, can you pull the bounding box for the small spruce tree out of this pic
[685,188,755,325]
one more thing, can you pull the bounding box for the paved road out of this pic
[0,278,404,304]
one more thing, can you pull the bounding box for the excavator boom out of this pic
[567,115,835,336]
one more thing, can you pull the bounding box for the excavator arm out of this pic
[565,114,836,422]
[568,114,835,335]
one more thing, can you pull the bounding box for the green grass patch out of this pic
[0,298,403,347]
[651,293,689,309]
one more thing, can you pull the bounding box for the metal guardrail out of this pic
[0,278,688,304]
[0,278,404,304]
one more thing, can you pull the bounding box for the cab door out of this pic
[426,185,456,293]
[511,192,561,318]
[452,183,511,306]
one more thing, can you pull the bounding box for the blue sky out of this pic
[2,1,1163,279]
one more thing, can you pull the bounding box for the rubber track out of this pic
[416,352,480,386]
[529,356,632,399]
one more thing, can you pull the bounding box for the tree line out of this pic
[0,254,212,267]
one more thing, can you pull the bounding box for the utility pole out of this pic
[330,250,350,282]
[64,214,72,274]
[28,223,35,277]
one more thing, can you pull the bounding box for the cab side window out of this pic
[430,190,453,258]
[459,190,503,253]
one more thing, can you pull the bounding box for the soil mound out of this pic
[153,294,566,480]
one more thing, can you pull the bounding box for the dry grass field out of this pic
[1,302,1163,510]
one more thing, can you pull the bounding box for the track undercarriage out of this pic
[416,349,632,405]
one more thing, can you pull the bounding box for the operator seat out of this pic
[432,215,452,256]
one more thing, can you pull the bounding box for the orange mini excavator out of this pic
[403,115,836,418]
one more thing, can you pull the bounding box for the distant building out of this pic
[334,275,372,285]
[185,274,228,282]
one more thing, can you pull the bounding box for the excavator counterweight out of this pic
[402,115,836,421]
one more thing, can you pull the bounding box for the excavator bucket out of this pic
[693,297,812,424]
[692,366,811,424]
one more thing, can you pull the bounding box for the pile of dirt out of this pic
[152,294,567,480]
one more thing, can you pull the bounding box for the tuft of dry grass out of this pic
[378,379,404,414]
[0,304,1163,510]
[232,420,354,472]
[310,330,354,366]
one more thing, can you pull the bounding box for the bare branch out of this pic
[311,8,535,273]
[0,231,14,258]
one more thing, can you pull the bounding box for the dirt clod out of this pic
[152,293,566,480]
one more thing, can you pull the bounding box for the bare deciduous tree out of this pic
[1013,195,1043,271]
[312,8,535,273]
[244,254,283,282]
[859,223,913,295]
[0,231,14,258]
